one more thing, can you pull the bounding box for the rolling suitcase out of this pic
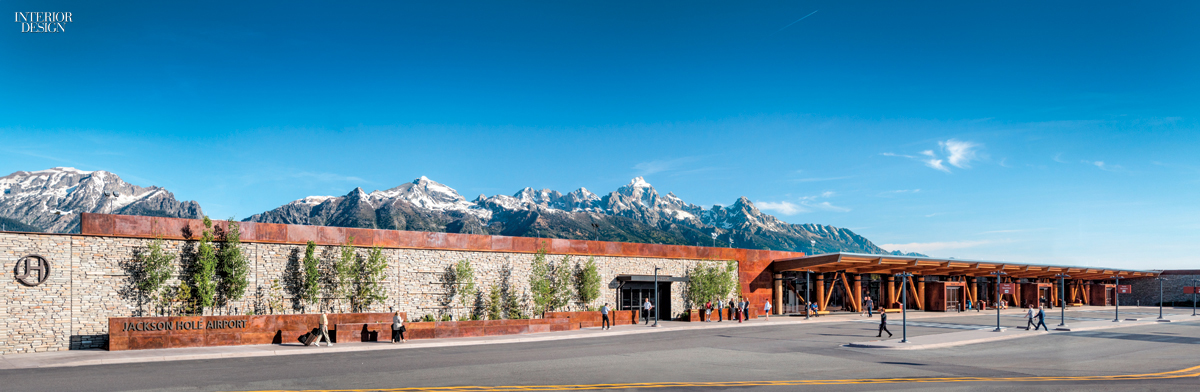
[298,327,320,346]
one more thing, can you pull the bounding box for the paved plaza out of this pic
[2,306,1198,391]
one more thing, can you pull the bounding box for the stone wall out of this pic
[0,232,716,355]
[1127,272,1200,306]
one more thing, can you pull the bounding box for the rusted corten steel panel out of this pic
[108,313,397,351]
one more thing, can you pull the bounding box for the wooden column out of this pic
[816,274,826,312]
[773,273,783,315]
[852,274,863,313]
[917,276,926,310]
[966,277,977,304]
[886,276,895,307]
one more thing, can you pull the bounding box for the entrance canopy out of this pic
[772,253,1157,280]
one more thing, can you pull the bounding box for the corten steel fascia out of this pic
[68,213,805,262]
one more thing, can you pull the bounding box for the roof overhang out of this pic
[616,274,689,282]
[771,252,1159,281]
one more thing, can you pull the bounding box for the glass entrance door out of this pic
[946,287,962,311]
[1105,287,1114,306]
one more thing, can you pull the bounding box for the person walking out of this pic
[1033,306,1049,331]
[642,297,654,325]
[1024,305,1036,330]
[877,307,892,338]
[763,299,772,321]
[864,296,874,318]
[391,311,406,343]
[715,298,724,322]
[704,300,713,322]
[314,312,333,347]
[601,303,611,330]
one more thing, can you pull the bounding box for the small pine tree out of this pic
[194,217,218,313]
[302,241,320,312]
[486,284,502,320]
[577,257,601,308]
[217,218,249,308]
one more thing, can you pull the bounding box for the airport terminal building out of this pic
[0,213,1161,354]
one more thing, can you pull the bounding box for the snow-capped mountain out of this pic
[247,176,913,255]
[0,167,203,233]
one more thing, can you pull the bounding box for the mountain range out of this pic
[0,167,921,256]
[0,167,202,233]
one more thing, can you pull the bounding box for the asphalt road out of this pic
[4,310,1199,392]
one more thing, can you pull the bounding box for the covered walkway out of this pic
[770,253,1159,314]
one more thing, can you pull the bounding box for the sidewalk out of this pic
[3,307,1189,369]
[846,310,1200,350]
[0,316,813,370]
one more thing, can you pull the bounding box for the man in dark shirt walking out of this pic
[1033,305,1049,331]
[877,307,892,338]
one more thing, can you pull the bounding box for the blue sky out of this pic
[2,1,1198,269]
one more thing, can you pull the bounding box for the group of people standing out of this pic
[701,297,762,322]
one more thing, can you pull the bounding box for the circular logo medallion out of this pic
[15,254,50,286]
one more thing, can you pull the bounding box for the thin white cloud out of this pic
[924,158,950,172]
[1053,153,1069,164]
[941,139,980,168]
[1082,160,1124,172]
[796,191,850,212]
[880,240,991,254]
[882,139,981,173]
[757,201,807,215]
[808,201,851,212]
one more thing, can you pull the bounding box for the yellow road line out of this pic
[240,364,1200,392]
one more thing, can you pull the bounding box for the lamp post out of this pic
[1156,276,1166,320]
[895,272,913,343]
[805,270,812,320]
[810,240,816,255]
[652,266,661,327]
[711,232,717,248]
[1112,275,1122,322]
[991,271,1007,332]
[1055,274,1070,328]
[1193,277,1197,317]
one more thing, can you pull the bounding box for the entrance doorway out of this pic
[618,282,671,320]
[1105,287,1114,306]
[946,287,962,311]
[1039,287,1052,308]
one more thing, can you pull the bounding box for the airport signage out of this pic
[1117,285,1132,294]
[1185,287,1199,294]
[998,283,1015,294]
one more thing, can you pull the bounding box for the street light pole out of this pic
[1055,274,1070,328]
[896,272,913,343]
[653,266,661,327]
[1157,276,1166,320]
[991,271,1007,332]
[1192,277,1197,317]
[1112,275,1122,322]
